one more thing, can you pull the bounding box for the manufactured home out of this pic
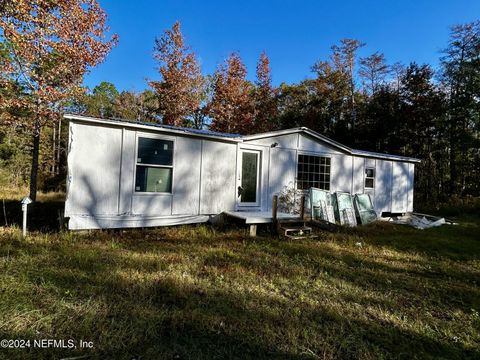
[64,114,420,230]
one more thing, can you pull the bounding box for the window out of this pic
[297,154,331,190]
[365,167,375,189]
[135,137,173,193]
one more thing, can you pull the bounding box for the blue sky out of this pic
[84,0,480,92]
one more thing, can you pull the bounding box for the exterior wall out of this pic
[391,162,410,213]
[172,137,202,215]
[65,121,238,229]
[65,122,123,217]
[245,133,415,215]
[267,147,297,210]
[248,133,298,149]
[407,163,415,212]
[375,159,393,214]
[65,123,417,230]
[330,154,353,193]
[199,140,237,214]
[299,134,344,154]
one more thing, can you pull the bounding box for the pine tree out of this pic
[359,52,389,95]
[441,20,480,195]
[150,21,203,126]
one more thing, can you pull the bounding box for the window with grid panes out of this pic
[297,154,331,190]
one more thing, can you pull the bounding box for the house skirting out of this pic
[68,214,210,230]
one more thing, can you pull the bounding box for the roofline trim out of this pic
[242,127,421,163]
[64,114,421,163]
[63,114,243,143]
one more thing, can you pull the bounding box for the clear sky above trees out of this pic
[84,0,480,91]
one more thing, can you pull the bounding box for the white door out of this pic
[237,149,261,207]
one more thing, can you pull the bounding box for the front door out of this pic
[237,149,261,207]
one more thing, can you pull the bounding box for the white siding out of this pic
[268,147,297,208]
[298,134,343,154]
[247,133,298,149]
[65,123,122,216]
[172,137,202,215]
[331,154,353,193]
[407,163,415,212]
[199,140,237,214]
[131,195,172,216]
[375,160,393,214]
[352,157,364,194]
[118,129,136,214]
[391,162,409,213]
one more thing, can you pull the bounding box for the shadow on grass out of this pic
[1,199,65,232]
[1,231,479,360]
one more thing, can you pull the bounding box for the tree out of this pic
[331,39,365,135]
[359,52,389,95]
[115,90,158,122]
[84,82,120,118]
[400,64,445,202]
[0,0,117,200]
[208,52,254,134]
[149,21,203,126]
[441,20,480,195]
[311,53,351,142]
[253,51,277,132]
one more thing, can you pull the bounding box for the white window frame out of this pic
[133,133,175,195]
[364,167,375,189]
[296,152,331,191]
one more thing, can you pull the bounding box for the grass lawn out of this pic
[0,211,479,359]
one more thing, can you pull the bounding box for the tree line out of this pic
[1,1,479,205]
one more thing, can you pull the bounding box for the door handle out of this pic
[238,186,244,197]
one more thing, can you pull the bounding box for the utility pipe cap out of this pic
[21,197,32,205]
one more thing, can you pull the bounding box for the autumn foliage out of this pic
[149,21,203,126]
[0,0,117,199]
[208,53,254,134]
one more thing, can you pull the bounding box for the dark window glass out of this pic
[365,167,375,189]
[365,168,375,178]
[137,138,173,166]
[240,152,258,203]
[297,155,331,191]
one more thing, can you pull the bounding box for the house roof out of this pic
[243,127,421,163]
[64,114,421,163]
[63,114,243,142]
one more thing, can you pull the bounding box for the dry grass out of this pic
[0,216,479,359]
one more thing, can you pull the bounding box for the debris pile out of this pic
[306,187,453,230]
[386,213,456,230]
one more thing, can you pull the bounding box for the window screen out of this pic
[297,154,331,190]
[135,137,174,193]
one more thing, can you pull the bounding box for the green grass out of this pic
[0,217,479,359]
